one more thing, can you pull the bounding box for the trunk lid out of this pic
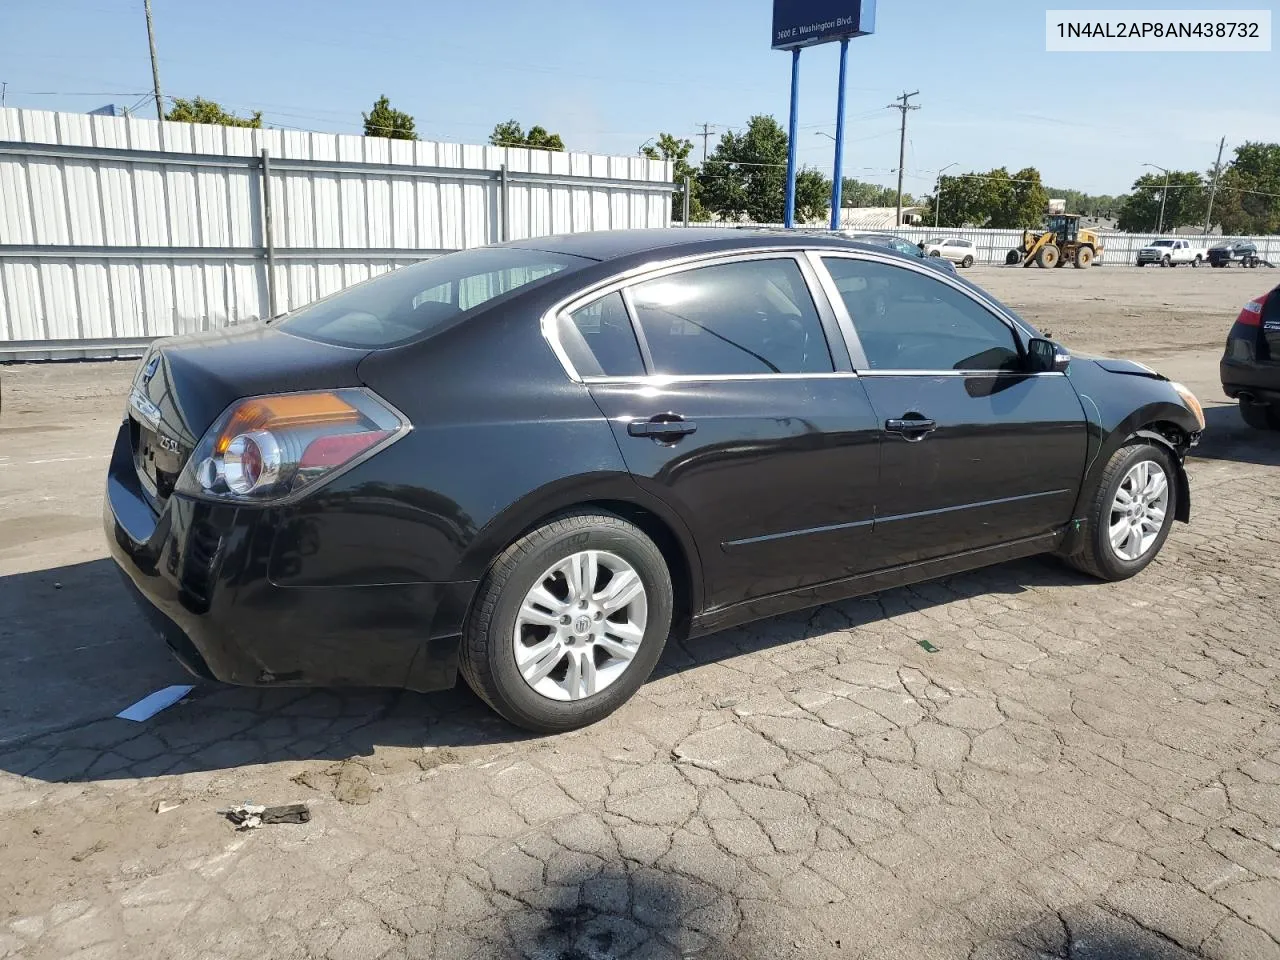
[127,322,368,503]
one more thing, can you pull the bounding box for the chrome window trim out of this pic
[855,369,1067,378]
[582,371,861,386]
[541,248,841,383]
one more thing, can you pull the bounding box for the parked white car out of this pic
[920,237,977,268]
[1136,238,1207,268]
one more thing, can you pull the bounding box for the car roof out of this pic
[503,227,891,263]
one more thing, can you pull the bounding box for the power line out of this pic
[886,90,919,226]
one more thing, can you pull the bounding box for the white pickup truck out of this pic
[1136,238,1208,267]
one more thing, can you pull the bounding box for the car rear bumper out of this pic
[103,422,474,692]
[1220,359,1280,403]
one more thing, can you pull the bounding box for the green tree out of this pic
[1213,142,1280,235]
[698,115,828,223]
[362,95,416,140]
[841,178,910,208]
[795,168,834,222]
[1002,167,1050,228]
[1117,171,1206,233]
[489,120,565,151]
[642,133,708,221]
[1045,187,1125,219]
[923,167,1048,228]
[165,97,261,128]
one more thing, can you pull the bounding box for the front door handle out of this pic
[627,416,697,441]
[885,415,937,441]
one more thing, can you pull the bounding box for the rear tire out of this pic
[1065,442,1177,582]
[1074,246,1094,268]
[1192,255,1201,268]
[460,511,673,733]
[1239,399,1280,430]
[1036,244,1060,269]
[961,255,974,268]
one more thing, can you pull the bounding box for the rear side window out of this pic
[628,258,833,376]
[277,247,586,347]
[557,292,645,377]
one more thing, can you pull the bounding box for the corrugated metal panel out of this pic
[0,106,674,358]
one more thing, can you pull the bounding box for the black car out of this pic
[106,230,1205,732]
[1221,284,1280,428]
[1208,241,1260,268]
[847,232,958,273]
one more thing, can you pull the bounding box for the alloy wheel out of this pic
[1108,460,1169,561]
[512,550,648,701]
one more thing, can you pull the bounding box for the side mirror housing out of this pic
[1028,337,1070,373]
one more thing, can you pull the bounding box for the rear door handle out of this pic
[885,416,937,441]
[628,417,697,440]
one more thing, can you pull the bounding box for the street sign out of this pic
[772,0,876,50]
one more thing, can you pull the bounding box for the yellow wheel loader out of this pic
[1005,214,1103,269]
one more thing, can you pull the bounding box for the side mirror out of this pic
[1028,337,1070,373]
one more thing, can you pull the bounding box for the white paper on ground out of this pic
[116,684,195,722]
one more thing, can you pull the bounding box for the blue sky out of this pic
[2,0,1275,194]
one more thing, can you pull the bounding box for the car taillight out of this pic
[1235,294,1268,327]
[175,388,408,503]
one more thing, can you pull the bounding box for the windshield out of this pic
[276,247,588,348]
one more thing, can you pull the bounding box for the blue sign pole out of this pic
[829,37,849,230]
[784,47,800,228]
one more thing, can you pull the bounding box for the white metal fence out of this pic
[0,107,674,360]
[681,220,1280,266]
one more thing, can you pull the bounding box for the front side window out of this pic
[627,258,833,376]
[822,257,1022,372]
[278,247,586,348]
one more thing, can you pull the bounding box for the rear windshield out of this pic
[276,247,588,347]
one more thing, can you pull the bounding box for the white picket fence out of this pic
[0,107,675,360]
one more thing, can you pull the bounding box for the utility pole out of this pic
[696,123,715,164]
[886,90,919,226]
[144,0,164,120]
[1203,136,1226,235]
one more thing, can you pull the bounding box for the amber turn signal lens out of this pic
[214,392,360,454]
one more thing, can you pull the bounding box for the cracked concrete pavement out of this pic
[1,266,1278,959]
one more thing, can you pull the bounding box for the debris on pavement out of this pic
[116,684,194,722]
[917,639,940,653]
[292,758,377,805]
[154,799,183,814]
[221,802,311,830]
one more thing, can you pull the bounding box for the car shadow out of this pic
[1188,401,1280,466]
[0,553,1090,784]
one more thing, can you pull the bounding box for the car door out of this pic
[555,253,883,611]
[812,251,1088,568]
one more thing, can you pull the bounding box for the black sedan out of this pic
[1221,284,1280,428]
[1208,241,1260,268]
[106,230,1205,732]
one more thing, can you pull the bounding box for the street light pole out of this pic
[934,162,957,229]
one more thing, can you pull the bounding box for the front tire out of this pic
[1239,399,1280,430]
[1065,443,1176,582]
[460,511,673,733]
[1161,255,1171,267]
[1036,244,1060,269]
